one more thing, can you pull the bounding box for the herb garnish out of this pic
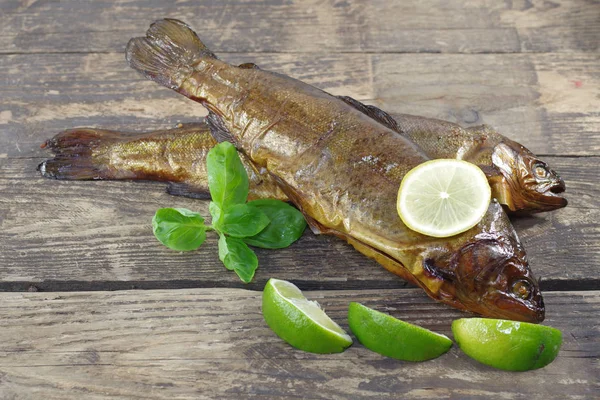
[152,142,307,282]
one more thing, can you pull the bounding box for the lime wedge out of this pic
[452,318,562,371]
[397,159,491,237]
[347,302,452,361]
[262,278,352,353]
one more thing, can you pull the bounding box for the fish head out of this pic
[421,203,544,322]
[491,142,567,213]
[450,236,545,323]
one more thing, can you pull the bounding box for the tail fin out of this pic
[126,19,216,90]
[38,128,122,180]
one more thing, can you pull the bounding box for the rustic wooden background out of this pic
[0,0,598,398]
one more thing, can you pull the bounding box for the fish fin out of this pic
[166,182,212,200]
[38,128,123,180]
[344,235,420,287]
[422,257,456,284]
[300,214,325,235]
[265,173,324,234]
[238,62,260,70]
[126,19,216,90]
[206,111,236,143]
[337,96,400,132]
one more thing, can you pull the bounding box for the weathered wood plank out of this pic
[372,52,600,156]
[1,52,598,157]
[0,289,597,399]
[0,156,597,291]
[1,0,598,54]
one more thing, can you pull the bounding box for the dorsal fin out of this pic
[238,62,260,70]
[337,96,400,132]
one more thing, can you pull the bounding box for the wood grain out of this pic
[0,288,597,399]
[0,0,598,398]
[0,155,596,292]
[1,52,598,158]
[1,49,597,293]
[1,0,598,54]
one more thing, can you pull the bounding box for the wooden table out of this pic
[1,1,598,398]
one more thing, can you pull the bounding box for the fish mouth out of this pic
[452,287,545,323]
[548,178,566,194]
[505,176,568,213]
[491,294,545,323]
[528,179,568,210]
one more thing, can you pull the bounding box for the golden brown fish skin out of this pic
[43,112,566,215]
[39,124,287,201]
[394,115,567,213]
[487,134,568,214]
[126,19,545,321]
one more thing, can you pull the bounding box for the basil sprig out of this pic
[152,142,307,283]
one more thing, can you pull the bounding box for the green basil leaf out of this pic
[209,201,222,227]
[217,234,258,283]
[243,199,307,249]
[218,233,230,267]
[206,142,249,209]
[152,208,207,251]
[214,203,270,238]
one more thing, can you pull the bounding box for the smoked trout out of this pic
[118,19,545,322]
[40,116,566,215]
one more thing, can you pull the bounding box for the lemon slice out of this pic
[262,278,352,354]
[452,318,562,371]
[397,159,491,237]
[348,302,452,361]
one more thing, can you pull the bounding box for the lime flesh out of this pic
[397,159,491,238]
[452,318,562,371]
[347,302,452,361]
[262,278,352,354]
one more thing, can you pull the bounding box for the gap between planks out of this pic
[0,155,597,293]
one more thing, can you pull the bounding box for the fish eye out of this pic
[511,279,532,300]
[534,164,548,178]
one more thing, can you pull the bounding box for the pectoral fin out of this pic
[207,111,236,144]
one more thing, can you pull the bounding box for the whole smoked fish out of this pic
[117,19,545,322]
[40,116,567,214]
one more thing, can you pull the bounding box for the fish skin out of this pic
[82,18,543,322]
[39,124,287,201]
[40,112,567,215]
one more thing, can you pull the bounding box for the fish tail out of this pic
[126,19,216,90]
[38,128,122,180]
